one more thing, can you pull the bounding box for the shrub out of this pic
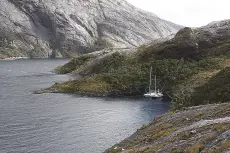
[55,54,96,74]
[191,67,230,105]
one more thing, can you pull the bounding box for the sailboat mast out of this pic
[149,66,152,92]
[155,75,157,92]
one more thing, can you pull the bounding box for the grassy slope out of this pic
[47,27,230,110]
[54,54,97,74]
[192,66,230,105]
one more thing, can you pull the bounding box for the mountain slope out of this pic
[0,0,182,59]
[44,19,230,109]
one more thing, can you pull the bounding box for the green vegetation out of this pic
[139,124,148,130]
[55,54,96,74]
[51,76,110,94]
[107,147,122,153]
[206,140,230,153]
[82,52,128,75]
[136,44,148,52]
[52,50,224,109]
[191,67,230,105]
[51,27,230,110]
[186,142,205,153]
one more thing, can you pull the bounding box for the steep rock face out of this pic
[153,19,230,59]
[0,0,182,58]
[196,19,230,50]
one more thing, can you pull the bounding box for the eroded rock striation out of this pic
[0,0,182,58]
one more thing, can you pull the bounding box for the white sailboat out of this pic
[144,66,163,98]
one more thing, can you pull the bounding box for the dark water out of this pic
[0,59,170,153]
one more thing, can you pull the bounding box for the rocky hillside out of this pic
[105,103,230,153]
[41,19,230,110]
[38,19,230,152]
[0,0,182,59]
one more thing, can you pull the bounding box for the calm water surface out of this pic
[0,59,170,153]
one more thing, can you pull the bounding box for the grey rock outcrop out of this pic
[0,0,183,58]
[152,19,230,59]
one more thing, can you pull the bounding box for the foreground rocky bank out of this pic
[105,103,230,153]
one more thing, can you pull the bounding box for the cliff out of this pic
[0,0,182,58]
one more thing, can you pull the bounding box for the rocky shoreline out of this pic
[105,103,230,153]
[0,56,29,60]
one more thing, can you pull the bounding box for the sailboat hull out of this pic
[144,92,163,98]
[144,66,164,99]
